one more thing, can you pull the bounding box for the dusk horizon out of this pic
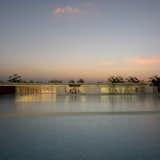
[1,0,160,80]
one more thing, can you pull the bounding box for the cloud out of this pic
[53,6,80,15]
[131,57,160,64]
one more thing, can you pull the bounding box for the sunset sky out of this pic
[0,0,160,81]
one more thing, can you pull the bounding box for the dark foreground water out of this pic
[0,94,160,160]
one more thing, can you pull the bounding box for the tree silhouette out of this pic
[77,78,84,84]
[8,74,22,83]
[126,76,139,83]
[48,80,63,83]
[108,76,124,83]
[0,80,4,83]
[149,75,160,93]
[68,80,75,84]
[29,80,34,83]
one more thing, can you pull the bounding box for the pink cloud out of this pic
[53,6,80,15]
[131,57,160,64]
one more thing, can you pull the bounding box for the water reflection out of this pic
[1,95,160,160]
[1,94,156,113]
[0,94,160,114]
[16,94,56,102]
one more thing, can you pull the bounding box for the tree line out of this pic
[0,74,160,88]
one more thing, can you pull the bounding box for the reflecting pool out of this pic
[0,94,160,160]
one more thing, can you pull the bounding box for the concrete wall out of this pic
[16,85,56,94]
[56,84,154,95]
[98,84,143,94]
[56,86,67,95]
[0,83,155,95]
[144,85,154,94]
[79,85,100,94]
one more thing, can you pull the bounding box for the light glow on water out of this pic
[0,94,160,160]
[0,94,160,116]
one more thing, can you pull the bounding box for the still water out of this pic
[0,94,160,160]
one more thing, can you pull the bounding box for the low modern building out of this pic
[0,83,156,95]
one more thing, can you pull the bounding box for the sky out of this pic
[0,0,160,81]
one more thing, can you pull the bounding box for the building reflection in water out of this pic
[16,93,57,102]
[14,94,160,113]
